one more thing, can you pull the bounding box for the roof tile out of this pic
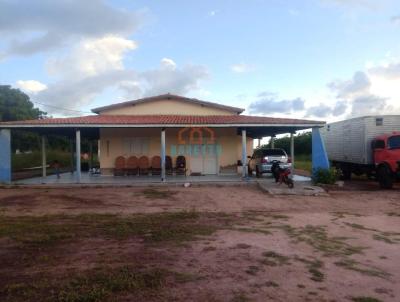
[0,115,324,126]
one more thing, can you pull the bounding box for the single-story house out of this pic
[0,94,329,183]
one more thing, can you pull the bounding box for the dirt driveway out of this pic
[0,184,399,302]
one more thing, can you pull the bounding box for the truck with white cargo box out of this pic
[320,115,400,188]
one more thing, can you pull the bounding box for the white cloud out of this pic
[391,15,400,25]
[369,62,400,79]
[327,71,370,98]
[289,9,300,16]
[305,104,333,118]
[160,58,177,70]
[257,58,400,120]
[248,95,305,115]
[319,0,384,9]
[0,0,141,57]
[318,63,400,119]
[35,56,208,115]
[139,60,208,97]
[231,63,255,73]
[16,80,47,94]
[350,94,389,117]
[36,69,137,114]
[46,36,137,78]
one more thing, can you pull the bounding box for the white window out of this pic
[123,137,150,155]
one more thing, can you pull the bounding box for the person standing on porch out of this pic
[52,160,61,179]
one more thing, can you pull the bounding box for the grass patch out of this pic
[1,266,181,302]
[373,234,398,244]
[0,215,74,246]
[0,211,229,247]
[231,291,251,302]
[273,224,366,257]
[334,259,390,279]
[295,154,312,172]
[235,227,272,236]
[100,212,216,243]
[294,257,324,282]
[386,212,400,217]
[344,223,378,232]
[351,297,383,302]
[202,246,217,252]
[235,243,251,249]
[245,265,260,275]
[344,222,400,244]
[261,251,290,266]
[12,150,73,172]
[141,188,177,200]
[271,214,290,220]
[265,281,279,287]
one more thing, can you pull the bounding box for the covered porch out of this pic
[0,115,329,185]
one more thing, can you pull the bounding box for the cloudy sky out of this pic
[1,0,400,121]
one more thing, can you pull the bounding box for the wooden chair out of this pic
[151,156,161,175]
[114,156,126,176]
[175,155,187,175]
[138,156,150,175]
[165,155,173,175]
[126,156,138,175]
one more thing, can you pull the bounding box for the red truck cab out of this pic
[372,132,400,188]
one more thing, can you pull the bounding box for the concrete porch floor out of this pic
[13,172,253,185]
[12,172,313,188]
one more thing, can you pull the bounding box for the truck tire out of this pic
[341,166,352,180]
[377,165,393,189]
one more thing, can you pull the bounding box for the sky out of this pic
[1,0,400,121]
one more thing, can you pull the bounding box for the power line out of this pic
[31,100,93,115]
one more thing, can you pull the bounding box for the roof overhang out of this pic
[1,123,324,129]
[0,123,325,139]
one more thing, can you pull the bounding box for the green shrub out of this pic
[312,168,338,184]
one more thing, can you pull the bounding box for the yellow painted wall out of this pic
[99,98,237,116]
[99,127,253,175]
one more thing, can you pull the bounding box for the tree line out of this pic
[0,85,92,153]
[259,132,312,156]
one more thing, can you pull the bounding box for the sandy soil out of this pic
[0,184,399,301]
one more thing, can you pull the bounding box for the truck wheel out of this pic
[377,165,393,189]
[341,167,352,180]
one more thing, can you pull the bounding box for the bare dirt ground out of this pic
[0,183,399,302]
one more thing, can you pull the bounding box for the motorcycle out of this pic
[271,161,294,189]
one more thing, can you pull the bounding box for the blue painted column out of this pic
[0,129,11,184]
[312,127,330,173]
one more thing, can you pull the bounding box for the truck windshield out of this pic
[388,135,400,149]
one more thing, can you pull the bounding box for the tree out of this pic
[0,85,46,121]
[0,85,47,151]
[259,132,312,156]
